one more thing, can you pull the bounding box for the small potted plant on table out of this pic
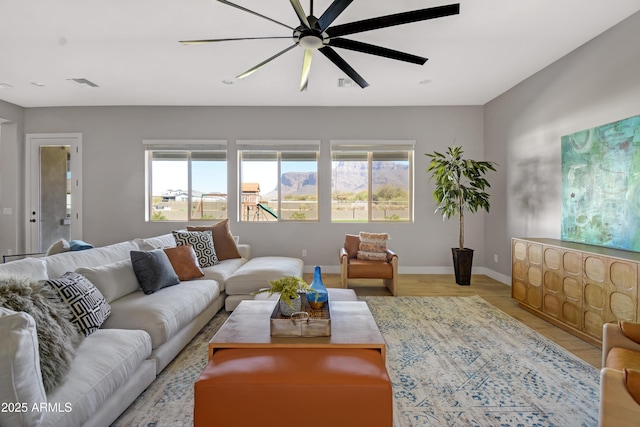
[253,276,314,316]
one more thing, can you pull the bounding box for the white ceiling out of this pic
[1,0,639,108]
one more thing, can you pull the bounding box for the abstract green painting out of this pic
[561,114,640,252]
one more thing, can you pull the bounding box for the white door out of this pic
[25,133,83,253]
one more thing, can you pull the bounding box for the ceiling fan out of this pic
[180,0,460,91]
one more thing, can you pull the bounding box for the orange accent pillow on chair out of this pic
[344,234,360,258]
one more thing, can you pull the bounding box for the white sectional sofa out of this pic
[0,232,303,427]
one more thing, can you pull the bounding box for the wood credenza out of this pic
[512,238,640,347]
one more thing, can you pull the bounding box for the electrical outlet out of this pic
[7,249,12,256]
[494,254,499,263]
[302,249,307,257]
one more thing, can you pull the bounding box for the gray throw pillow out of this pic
[130,249,180,295]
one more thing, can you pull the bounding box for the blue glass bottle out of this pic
[308,265,328,309]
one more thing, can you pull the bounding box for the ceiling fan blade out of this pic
[300,49,313,91]
[326,3,460,38]
[318,46,369,88]
[217,0,295,31]
[289,0,311,28]
[236,44,298,79]
[329,37,427,65]
[317,0,354,31]
[180,36,291,44]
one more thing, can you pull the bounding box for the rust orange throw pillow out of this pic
[163,245,204,281]
[187,218,241,261]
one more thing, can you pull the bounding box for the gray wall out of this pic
[0,99,25,257]
[484,11,640,276]
[24,105,490,274]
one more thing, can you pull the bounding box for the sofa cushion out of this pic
[200,257,248,292]
[43,328,152,427]
[0,307,46,427]
[164,245,204,281]
[620,321,640,345]
[44,272,112,336]
[173,230,219,267]
[44,240,139,278]
[75,259,140,303]
[225,257,304,296]
[102,280,220,348]
[0,257,48,281]
[187,218,242,261]
[624,369,640,405]
[606,347,640,371]
[134,233,177,251]
[347,259,393,279]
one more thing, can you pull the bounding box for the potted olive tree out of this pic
[426,146,497,285]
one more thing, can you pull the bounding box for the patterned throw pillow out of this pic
[172,230,219,267]
[357,232,390,261]
[43,272,111,336]
[357,251,388,261]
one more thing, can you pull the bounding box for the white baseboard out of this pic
[476,267,511,285]
[303,265,512,286]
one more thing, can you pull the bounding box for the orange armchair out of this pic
[339,234,398,296]
[600,321,640,427]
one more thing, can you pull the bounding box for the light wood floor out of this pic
[304,273,602,368]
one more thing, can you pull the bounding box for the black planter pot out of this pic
[451,248,474,286]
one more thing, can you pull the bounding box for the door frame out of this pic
[25,133,83,253]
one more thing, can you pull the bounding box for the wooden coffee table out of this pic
[209,300,386,361]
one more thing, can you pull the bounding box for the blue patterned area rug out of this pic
[112,296,599,427]
[361,296,599,427]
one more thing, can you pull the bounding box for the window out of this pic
[238,141,319,222]
[331,141,414,222]
[144,140,227,222]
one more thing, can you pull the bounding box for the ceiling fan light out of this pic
[299,35,323,50]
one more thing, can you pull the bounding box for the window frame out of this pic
[237,140,321,222]
[143,139,228,222]
[330,140,415,223]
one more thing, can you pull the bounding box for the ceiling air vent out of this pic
[67,78,99,88]
[337,78,356,88]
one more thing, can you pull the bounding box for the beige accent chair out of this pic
[600,321,640,427]
[339,234,398,296]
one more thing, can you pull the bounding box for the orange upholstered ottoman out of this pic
[194,347,392,427]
